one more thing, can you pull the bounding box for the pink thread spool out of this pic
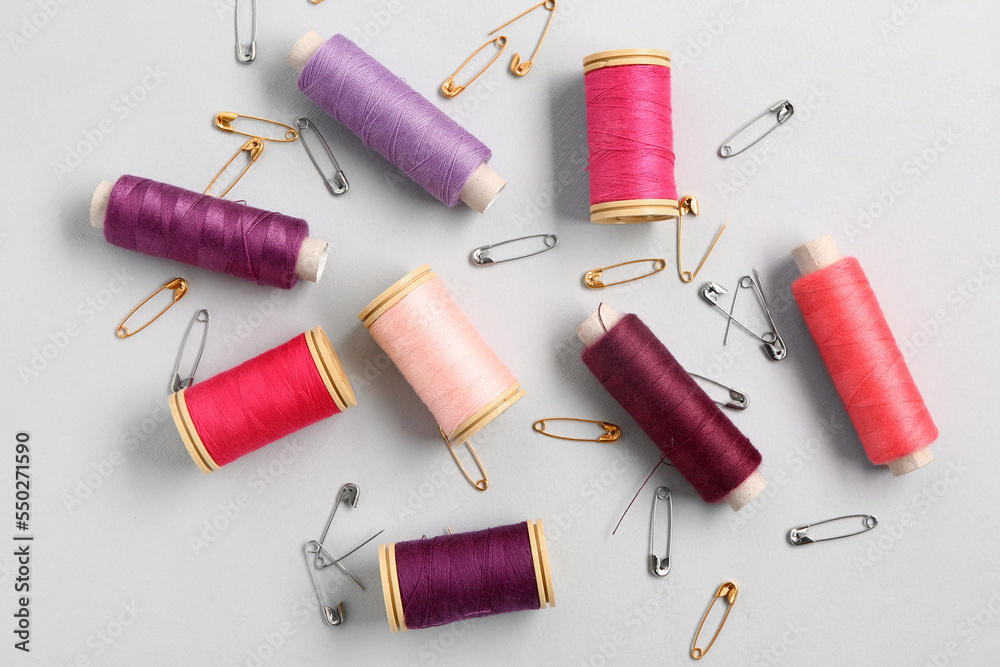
[358,265,525,490]
[378,519,554,632]
[583,49,678,224]
[169,326,355,473]
[90,177,329,286]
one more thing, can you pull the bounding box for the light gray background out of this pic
[2,1,999,665]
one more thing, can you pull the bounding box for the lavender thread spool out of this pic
[288,31,506,214]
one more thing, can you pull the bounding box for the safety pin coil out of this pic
[789,514,877,546]
[533,418,621,443]
[117,278,188,338]
[171,309,210,393]
[441,428,489,491]
[215,112,298,142]
[473,234,558,265]
[677,195,726,283]
[234,0,257,63]
[205,137,265,198]
[585,259,667,289]
[442,36,508,98]
[489,0,558,76]
[719,100,794,158]
[295,118,348,195]
[692,582,738,659]
[649,487,671,577]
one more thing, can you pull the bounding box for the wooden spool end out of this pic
[583,48,672,73]
[358,265,436,328]
[168,389,220,474]
[589,198,680,224]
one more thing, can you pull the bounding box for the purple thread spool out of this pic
[288,31,506,214]
[90,176,329,288]
[379,520,555,632]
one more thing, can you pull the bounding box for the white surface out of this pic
[2,1,999,665]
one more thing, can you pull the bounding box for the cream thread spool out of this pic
[169,326,356,473]
[583,49,678,224]
[287,31,506,214]
[90,178,329,283]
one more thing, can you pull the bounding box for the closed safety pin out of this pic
[533,418,621,443]
[204,137,265,198]
[295,118,348,195]
[489,0,557,76]
[473,234,558,265]
[234,0,256,63]
[585,258,667,289]
[649,487,671,577]
[171,309,210,393]
[789,514,878,546]
[303,543,345,627]
[117,278,188,339]
[441,428,489,491]
[216,112,298,142]
[442,36,508,98]
[689,374,749,410]
[313,483,385,575]
[719,100,793,158]
[677,195,726,283]
[692,582,738,659]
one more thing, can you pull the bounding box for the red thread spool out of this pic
[583,49,678,223]
[168,326,356,472]
[791,235,938,475]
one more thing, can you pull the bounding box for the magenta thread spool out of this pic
[287,31,506,213]
[379,520,554,632]
[89,175,329,288]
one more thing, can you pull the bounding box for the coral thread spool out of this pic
[169,326,355,473]
[358,265,525,489]
[583,49,677,223]
[791,234,938,475]
[378,519,554,632]
[288,31,506,213]
[90,176,329,287]
[577,305,766,511]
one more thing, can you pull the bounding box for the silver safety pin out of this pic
[701,269,787,361]
[689,374,749,410]
[296,118,349,196]
[312,484,384,584]
[649,487,671,577]
[719,100,793,158]
[235,0,257,63]
[171,309,210,393]
[303,542,346,627]
[472,233,558,265]
[789,514,878,546]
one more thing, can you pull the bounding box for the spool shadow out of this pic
[548,74,591,222]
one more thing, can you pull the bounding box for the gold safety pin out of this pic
[677,195,727,283]
[204,137,265,198]
[585,259,667,289]
[489,0,557,76]
[691,581,738,659]
[117,278,188,339]
[442,36,508,98]
[440,428,488,491]
[215,112,299,142]
[533,418,621,443]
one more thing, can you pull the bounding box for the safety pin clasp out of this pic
[215,112,298,142]
[489,0,557,76]
[442,36,508,98]
[585,258,667,289]
[441,428,488,491]
[677,195,726,283]
[234,0,257,63]
[689,374,749,411]
[295,118,348,195]
[205,137,265,198]
[117,278,188,339]
[171,309,210,393]
[533,418,621,443]
[719,100,794,158]
[473,233,558,265]
[789,514,878,546]
[692,582,738,659]
[649,487,671,577]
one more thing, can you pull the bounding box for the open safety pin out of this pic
[473,234,558,265]
[585,258,667,289]
[205,137,265,198]
[296,118,348,195]
[533,418,621,443]
[488,0,557,76]
[676,195,726,283]
[701,272,786,361]
[689,374,749,410]
[171,309,210,393]
[719,100,794,158]
[442,36,508,98]
[216,112,298,142]
[117,278,188,339]
[649,487,671,577]
[789,514,878,546]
